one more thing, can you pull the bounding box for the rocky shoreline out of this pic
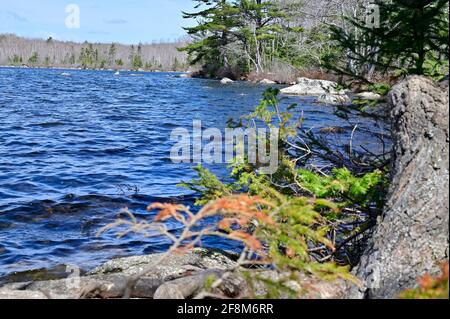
[1,65,385,107]
[216,75,386,107]
[0,248,345,299]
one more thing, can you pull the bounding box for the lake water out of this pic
[0,67,388,278]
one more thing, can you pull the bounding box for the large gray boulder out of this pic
[349,76,449,299]
[0,249,236,299]
[281,77,346,95]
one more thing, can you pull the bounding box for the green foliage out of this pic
[79,43,99,68]
[131,55,143,70]
[368,83,391,96]
[108,43,117,66]
[181,90,386,282]
[68,52,76,65]
[28,52,39,64]
[327,0,449,82]
[11,54,23,64]
[181,0,309,76]
[99,59,107,69]
[180,0,241,74]
[105,88,387,298]
[178,166,235,205]
[297,168,386,208]
[130,43,144,70]
[423,51,450,81]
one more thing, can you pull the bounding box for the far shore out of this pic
[0,64,189,74]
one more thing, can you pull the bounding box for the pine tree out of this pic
[181,0,305,76]
[108,43,117,66]
[28,52,39,64]
[237,0,286,73]
[180,0,240,76]
[327,0,449,82]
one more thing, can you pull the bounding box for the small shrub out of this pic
[368,83,391,96]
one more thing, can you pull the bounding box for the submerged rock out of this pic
[220,77,234,84]
[281,77,346,95]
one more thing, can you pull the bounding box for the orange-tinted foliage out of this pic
[146,195,275,253]
[400,262,449,299]
[148,203,190,222]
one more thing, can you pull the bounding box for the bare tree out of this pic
[0,34,190,71]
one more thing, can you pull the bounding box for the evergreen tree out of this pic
[181,0,304,76]
[69,52,76,65]
[108,43,117,66]
[129,45,144,70]
[28,52,39,64]
[180,0,240,76]
[116,59,124,67]
[237,0,285,73]
[327,0,449,82]
[79,43,97,68]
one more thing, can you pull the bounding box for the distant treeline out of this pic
[0,34,189,71]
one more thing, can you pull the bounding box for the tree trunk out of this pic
[349,75,449,299]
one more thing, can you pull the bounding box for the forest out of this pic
[0,34,189,71]
[181,0,449,84]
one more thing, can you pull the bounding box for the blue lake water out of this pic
[0,67,388,278]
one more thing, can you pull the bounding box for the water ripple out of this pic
[0,67,389,278]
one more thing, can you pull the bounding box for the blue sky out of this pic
[0,0,196,44]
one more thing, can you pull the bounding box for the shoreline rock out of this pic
[0,249,237,299]
[281,77,347,96]
[317,93,351,105]
[260,78,277,85]
[0,248,347,299]
[353,92,383,101]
